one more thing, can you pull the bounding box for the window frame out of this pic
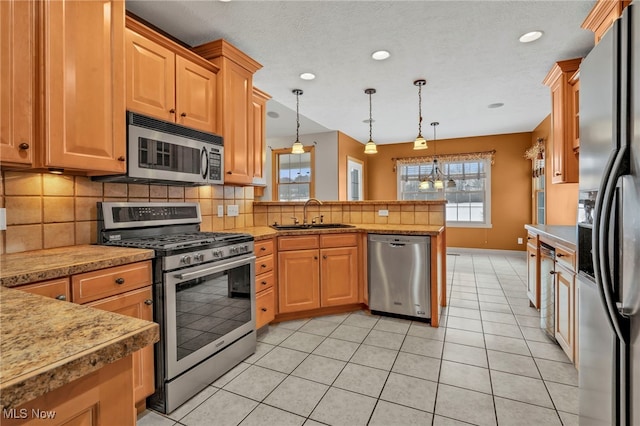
[271,146,315,201]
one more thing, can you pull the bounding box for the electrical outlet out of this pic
[517,237,523,244]
[0,208,5,231]
[378,209,389,217]
[227,204,239,217]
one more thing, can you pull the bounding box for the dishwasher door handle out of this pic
[389,243,406,248]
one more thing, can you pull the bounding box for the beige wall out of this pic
[533,115,579,225]
[366,133,533,251]
[0,171,255,254]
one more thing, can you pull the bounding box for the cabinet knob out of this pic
[323,255,327,259]
[55,294,66,301]
[527,236,533,240]
[261,281,267,286]
[550,271,556,275]
[181,112,187,117]
[115,277,125,285]
[18,142,29,150]
[530,254,535,257]
[261,307,268,312]
[227,171,232,174]
[557,253,564,257]
[554,172,561,176]
[169,109,175,114]
[117,156,125,161]
[260,247,266,251]
[144,299,153,305]
[261,264,267,268]
[314,256,318,260]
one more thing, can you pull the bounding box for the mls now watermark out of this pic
[3,408,57,420]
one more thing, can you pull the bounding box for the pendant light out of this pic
[431,122,444,189]
[291,89,305,154]
[364,88,378,154]
[419,164,430,190]
[413,79,428,150]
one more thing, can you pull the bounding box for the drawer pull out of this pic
[115,277,125,285]
[260,247,267,251]
[144,299,153,306]
[323,255,327,259]
[261,307,268,312]
[55,294,66,301]
[550,271,556,275]
[530,254,535,257]
[19,142,30,150]
[169,108,175,114]
[261,264,267,268]
[527,236,533,240]
[261,281,267,286]
[181,112,187,117]
[557,253,565,258]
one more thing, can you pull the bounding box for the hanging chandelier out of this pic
[413,79,428,150]
[291,89,305,154]
[364,88,377,154]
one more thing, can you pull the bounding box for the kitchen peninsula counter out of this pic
[233,224,445,240]
[524,224,577,248]
[0,286,159,410]
[0,245,155,287]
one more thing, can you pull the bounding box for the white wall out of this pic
[262,131,339,200]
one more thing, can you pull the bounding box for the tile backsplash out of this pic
[0,171,255,254]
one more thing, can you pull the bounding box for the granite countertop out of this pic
[525,224,577,248]
[0,245,155,288]
[233,224,445,240]
[0,287,159,409]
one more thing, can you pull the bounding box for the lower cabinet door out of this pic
[87,286,154,403]
[554,264,575,362]
[526,243,539,308]
[278,249,320,313]
[320,246,358,307]
[256,287,275,329]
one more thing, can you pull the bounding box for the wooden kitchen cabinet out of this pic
[526,241,540,309]
[18,277,70,301]
[255,238,276,328]
[0,0,35,167]
[252,87,271,186]
[87,286,155,404]
[193,40,263,185]
[543,58,582,184]
[277,233,359,314]
[125,20,218,133]
[555,262,576,362]
[71,260,152,304]
[582,0,631,44]
[39,0,127,174]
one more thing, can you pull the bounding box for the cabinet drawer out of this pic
[256,271,275,292]
[72,261,153,304]
[320,233,358,248]
[256,287,275,329]
[556,245,576,271]
[255,239,274,257]
[256,254,274,274]
[278,235,319,251]
[18,277,70,301]
[527,232,538,245]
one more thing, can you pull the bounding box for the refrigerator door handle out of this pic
[619,175,640,317]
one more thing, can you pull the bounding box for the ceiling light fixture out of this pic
[291,89,305,154]
[364,88,378,154]
[519,31,543,43]
[371,50,390,61]
[413,79,428,150]
[300,72,316,81]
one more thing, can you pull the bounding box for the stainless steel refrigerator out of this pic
[578,3,640,425]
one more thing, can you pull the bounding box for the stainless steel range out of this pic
[98,202,255,414]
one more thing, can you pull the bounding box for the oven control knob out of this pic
[181,255,192,265]
[230,247,237,254]
[194,253,204,262]
[213,250,222,258]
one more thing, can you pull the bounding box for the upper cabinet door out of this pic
[125,28,176,123]
[175,55,217,133]
[0,0,34,166]
[252,88,271,184]
[41,0,126,174]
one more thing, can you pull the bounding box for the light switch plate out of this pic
[378,209,389,217]
[217,205,224,217]
[227,205,239,217]
[0,208,5,231]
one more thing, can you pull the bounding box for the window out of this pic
[397,155,492,227]
[272,147,315,201]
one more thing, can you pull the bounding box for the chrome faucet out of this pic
[303,198,323,224]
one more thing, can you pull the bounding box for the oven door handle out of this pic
[175,256,255,281]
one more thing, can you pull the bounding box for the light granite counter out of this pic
[0,245,155,287]
[525,224,577,248]
[233,224,445,240]
[0,287,159,409]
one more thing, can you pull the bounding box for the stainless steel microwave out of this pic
[94,112,224,186]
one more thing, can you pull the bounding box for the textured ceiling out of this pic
[126,0,596,144]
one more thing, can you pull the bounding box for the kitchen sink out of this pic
[269,223,356,231]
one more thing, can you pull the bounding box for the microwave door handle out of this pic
[175,256,255,281]
[201,147,209,180]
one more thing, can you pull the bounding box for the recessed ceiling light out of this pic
[300,72,316,80]
[371,50,390,61]
[219,0,232,2]
[488,102,505,109]
[267,111,279,118]
[519,31,543,43]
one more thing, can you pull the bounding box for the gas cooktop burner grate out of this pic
[104,232,250,250]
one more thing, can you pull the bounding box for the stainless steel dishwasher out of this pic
[368,234,431,320]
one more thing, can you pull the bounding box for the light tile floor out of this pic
[138,250,579,426]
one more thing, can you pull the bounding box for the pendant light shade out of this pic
[413,79,428,150]
[291,89,305,154]
[364,88,378,154]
